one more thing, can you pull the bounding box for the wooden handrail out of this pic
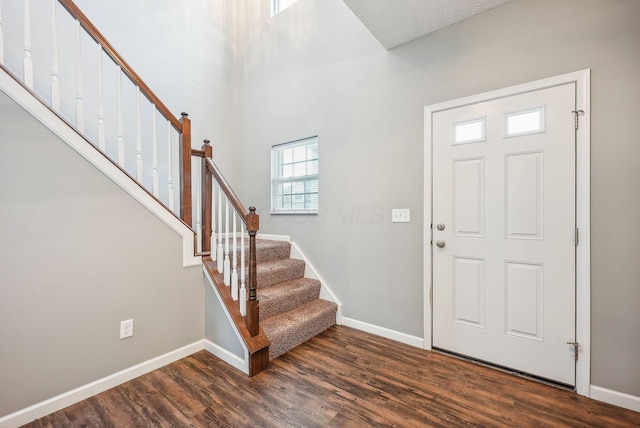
[205,158,251,225]
[57,0,182,130]
[201,145,260,338]
[203,257,269,375]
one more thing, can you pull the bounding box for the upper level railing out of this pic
[0,0,192,225]
[0,0,264,358]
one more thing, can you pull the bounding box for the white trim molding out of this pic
[257,233,343,324]
[0,67,200,268]
[0,341,204,428]
[256,233,291,242]
[423,69,591,396]
[342,317,424,349]
[289,240,343,324]
[590,385,640,413]
[204,340,248,374]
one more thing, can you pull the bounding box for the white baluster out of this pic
[50,0,59,111]
[195,162,202,254]
[97,46,105,151]
[216,190,224,271]
[231,213,239,300]
[0,0,4,64]
[240,224,246,315]
[23,0,33,88]
[167,123,175,211]
[75,20,84,132]
[135,87,142,181]
[117,69,124,167]
[211,184,216,261]
[152,106,158,197]
[224,199,231,285]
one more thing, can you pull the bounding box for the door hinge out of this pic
[572,110,584,130]
[575,227,579,246]
[567,341,580,361]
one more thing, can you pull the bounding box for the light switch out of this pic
[392,208,411,223]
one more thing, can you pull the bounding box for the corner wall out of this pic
[232,0,640,398]
[70,0,241,175]
[0,90,203,418]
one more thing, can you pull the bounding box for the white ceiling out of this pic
[343,0,514,50]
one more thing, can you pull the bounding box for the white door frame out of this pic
[423,69,591,396]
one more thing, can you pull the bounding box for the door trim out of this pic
[423,70,591,396]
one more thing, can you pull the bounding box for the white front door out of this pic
[431,82,577,386]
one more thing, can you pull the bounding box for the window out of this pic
[271,137,319,214]
[453,117,486,145]
[271,0,299,16]
[505,106,546,137]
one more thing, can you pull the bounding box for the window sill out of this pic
[271,211,318,215]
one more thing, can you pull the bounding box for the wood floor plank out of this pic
[21,326,640,427]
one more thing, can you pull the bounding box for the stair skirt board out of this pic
[0,341,204,428]
[237,233,342,325]
[286,238,343,324]
[0,68,200,268]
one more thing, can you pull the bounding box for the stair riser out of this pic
[213,239,291,264]
[265,303,337,360]
[256,261,306,288]
[259,282,321,321]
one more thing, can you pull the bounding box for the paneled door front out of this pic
[431,82,577,386]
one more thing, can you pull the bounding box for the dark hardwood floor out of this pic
[24,326,640,427]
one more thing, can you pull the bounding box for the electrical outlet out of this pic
[120,319,134,339]
[392,208,411,223]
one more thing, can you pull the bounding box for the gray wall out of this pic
[205,275,245,359]
[0,91,203,417]
[71,0,240,170]
[232,0,640,397]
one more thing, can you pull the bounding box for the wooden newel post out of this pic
[179,112,192,226]
[202,140,212,253]
[246,206,260,337]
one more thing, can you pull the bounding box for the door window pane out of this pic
[506,107,546,137]
[454,118,486,145]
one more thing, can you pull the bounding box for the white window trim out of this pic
[271,136,319,215]
[271,0,299,17]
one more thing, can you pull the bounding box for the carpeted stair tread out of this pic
[258,277,321,321]
[261,299,338,360]
[256,258,306,288]
[252,239,291,263]
[216,239,291,266]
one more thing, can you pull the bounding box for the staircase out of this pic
[2,0,339,376]
[206,238,337,361]
[252,239,337,360]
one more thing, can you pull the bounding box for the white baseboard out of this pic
[342,317,424,348]
[203,340,248,375]
[590,385,640,413]
[256,233,291,242]
[0,341,204,428]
